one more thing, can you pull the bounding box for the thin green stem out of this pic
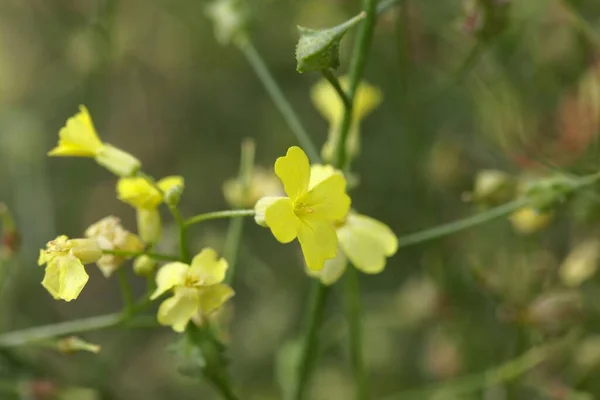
[101,249,180,262]
[169,205,191,262]
[345,267,368,400]
[321,69,352,109]
[376,0,405,14]
[239,41,321,162]
[292,283,330,400]
[396,199,526,249]
[333,0,379,169]
[378,345,548,400]
[184,209,255,228]
[116,269,135,317]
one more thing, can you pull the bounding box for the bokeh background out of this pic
[2,0,600,399]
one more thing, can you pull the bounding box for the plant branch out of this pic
[184,209,255,228]
[345,267,368,399]
[321,69,352,109]
[101,249,180,262]
[239,41,321,162]
[169,205,191,262]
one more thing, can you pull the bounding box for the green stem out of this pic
[396,199,526,248]
[101,249,180,262]
[321,69,352,109]
[378,345,548,400]
[239,41,321,162]
[376,0,405,14]
[292,283,330,400]
[116,269,135,317]
[184,209,255,228]
[169,205,191,262]
[346,267,368,400]
[333,0,379,169]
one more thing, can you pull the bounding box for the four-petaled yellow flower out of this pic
[49,105,141,177]
[254,146,351,271]
[38,235,102,301]
[117,176,184,243]
[151,248,234,332]
[311,77,382,162]
[85,216,145,277]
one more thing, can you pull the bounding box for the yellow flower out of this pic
[38,235,102,301]
[48,105,141,177]
[117,176,184,243]
[254,147,351,271]
[223,167,284,208]
[311,77,382,162]
[509,207,553,235]
[85,216,145,277]
[150,248,234,332]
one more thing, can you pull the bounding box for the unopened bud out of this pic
[57,336,101,354]
[133,255,157,277]
[164,184,183,207]
[137,208,161,244]
[526,291,583,332]
[509,207,553,235]
[469,169,515,205]
[205,0,249,46]
[559,239,600,287]
[254,196,281,227]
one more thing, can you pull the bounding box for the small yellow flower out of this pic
[311,77,382,162]
[117,176,184,243]
[85,216,145,277]
[49,105,141,177]
[151,248,234,332]
[509,206,553,235]
[38,235,102,301]
[254,147,351,271]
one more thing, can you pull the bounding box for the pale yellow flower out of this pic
[38,235,101,301]
[151,248,234,332]
[311,77,382,162]
[559,238,600,287]
[48,105,141,177]
[85,216,144,277]
[117,176,184,243]
[254,146,351,271]
[223,167,284,208]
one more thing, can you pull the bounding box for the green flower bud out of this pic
[164,184,184,208]
[205,0,249,46]
[133,255,157,277]
[295,12,366,73]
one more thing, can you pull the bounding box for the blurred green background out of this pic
[3,0,600,399]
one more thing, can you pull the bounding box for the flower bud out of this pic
[205,0,250,46]
[95,144,141,177]
[164,184,183,207]
[509,207,553,235]
[525,291,583,333]
[57,336,101,354]
[133,255,157,277]
[296,13,366,73]
[137,208,161,243]
[559,239,600,287]
[469,169,515,205]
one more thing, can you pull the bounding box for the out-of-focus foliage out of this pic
[2,0,600,398]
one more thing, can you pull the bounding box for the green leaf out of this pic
[295,12,366,73]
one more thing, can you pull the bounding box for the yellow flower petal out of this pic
[197,283,235,315]
[298,217,339,271]
[353,80,383,122]
[38,249,47,266]
[306,248,347,285]
[42,255,89,302]
[157,287,201,333]
[117,177,162,209]
[157,176,185,193]
[151,262,189,300]
[189,248,229,286]
[264,197,301,243]
[48,106,103,157]
[509,207,553,235]
[310,79,345,124]
[308,164,337,190]
[337,213,397,274]
[95,144,141,177]
[302,173,351,221]
[274,146,310,201]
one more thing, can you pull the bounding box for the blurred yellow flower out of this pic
[38,235,101,301]
[559,238,600,287]
[223,167,284,208]
[48,105,141,177]
[150,248,234,332]
[254,147,351,271]
[311,77,382,162]
[117,176,184,243]
[509,206,553,235]
[85,216,145,277]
